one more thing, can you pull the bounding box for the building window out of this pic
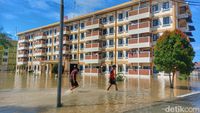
[152,4,159,13]
[4,52,8,56]
[118,26,123,33]
[54,38,56,43]
[152,34,159,41]
[70,45,72,50]
[74,54,77,60]
[118,39,123,46]
[153,19,159,27]
[81,33,84,39]
[163,17,170,26]
[126,38,128,45]
[125,11,129,18]
[109,15,114,22]
[126,24,128,32]
[54,28,57,34]
[118,13,123,21]
[103,29,107,35]
[109,27,114,35]
[80,54,83,60]
[74,34,77,40]
[80,23,85,29]
[69,35,73,40]
[80,43,84,49]
[3,58,7,62]
[102,17,107,24]
[74,44,77,50]
[102,41,107,47]
[163,2,170,11]
[118,51,123,58]
[109,40,114,46]
[109,52,113,58]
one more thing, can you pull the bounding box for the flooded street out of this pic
[0,72,200,113]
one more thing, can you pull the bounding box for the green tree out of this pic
[0,27,13,48]
[154,30,195,88]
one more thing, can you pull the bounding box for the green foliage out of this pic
[178,74,190,80]
[0,27,13,48]
[116,73,124,81]
[154,30,195,76]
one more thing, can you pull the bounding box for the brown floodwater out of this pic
[0,72,200,113]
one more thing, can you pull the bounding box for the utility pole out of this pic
[57,0,64,108]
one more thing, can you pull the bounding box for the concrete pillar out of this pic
[123,64,126,75]
[106,64,109,74]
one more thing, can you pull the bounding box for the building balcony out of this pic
[33,50,46,56]
[18,45,28,50]
[34,42,47,48]
[18,53,28,58]
[18,39,28,43]
[85,19,102,30]
[85,30,101,41]
[128,36,152,48]
[34,34,47,40]
[128,21,150,35]
[84,55,101,64]
[84,43,100,52]
[128,69,151,75]
[17,59,28,65]
[84,68,100,74]
[128,52,152,63]
[129,7,150,21]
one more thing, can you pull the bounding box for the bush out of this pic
[116,73,124,81]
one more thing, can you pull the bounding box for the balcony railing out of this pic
[86,19,100,26]
[128,69,150,75]
[85,55,99,59]
[85,68,99,73]
[129,37,151,44]
[128,52,150,58]
[85,43,100,48]
[129,21,150,30]
[129,7,149,16]
[86,30,101,37]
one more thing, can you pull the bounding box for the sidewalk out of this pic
[125,92,200,113]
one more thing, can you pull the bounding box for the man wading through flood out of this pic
[107,65,118,91]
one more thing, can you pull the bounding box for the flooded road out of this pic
[0,72,200,113]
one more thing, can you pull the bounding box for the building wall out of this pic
[17,0,194,76]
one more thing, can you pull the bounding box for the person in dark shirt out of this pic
[107,65,118,91]
[70,67,79,90]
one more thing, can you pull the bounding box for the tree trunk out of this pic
[171,71,176,88]
[169,73,173,88]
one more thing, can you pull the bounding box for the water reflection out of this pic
[1,72,200,113]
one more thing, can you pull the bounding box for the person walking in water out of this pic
[70,66,79,91]
[107,65,118,91]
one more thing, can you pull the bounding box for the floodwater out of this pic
[0,72,200,113]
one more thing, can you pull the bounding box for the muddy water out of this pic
[0,72,200,113]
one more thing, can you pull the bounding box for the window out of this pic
[126,24,128,32]
[54,46,56,52]
[118,51,123,58]
[109,27,114,35]
[103,29,107,35]
[54,28,57,34]
[109,40,114,46]
[153,34,159,41]
[118,13,123,20]
[54,38,56,43]
[163,17,170,25]
[125,11,129,18]
[126,38,128,45]
[4,52,8,56]
[80,54,84,60]
[69,35,73,40]
[74,34,77,40]
[153,19,159,27]
[74,54,77,59]
[102,17,107,24]
[80,23,85,29]
[70,26,73,30]
[81,33,84,39]
[118,26,123,33]
[163,2,169,11]
[109,15,114,22]
[109,52,113,58]
[102,41,107,47]
[152,4,159,13]
[49,39,52,44]
[80,43,84,49]
[49,29,52,35]
[3,58,7,62]
[70,45,72,50]
[74,44,77,50]
[118,39,123,46]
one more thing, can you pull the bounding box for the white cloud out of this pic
[27,0,50,10]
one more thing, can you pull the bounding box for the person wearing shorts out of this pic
[107,65,118,91]
[70,67,79,90]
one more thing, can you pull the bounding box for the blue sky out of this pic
[0,0,199,62]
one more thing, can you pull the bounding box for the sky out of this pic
[0,0,199,62]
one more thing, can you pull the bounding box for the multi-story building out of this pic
[0,41,17,71]
[17,0,194,77]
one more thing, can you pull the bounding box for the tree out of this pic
[154,29,195,88]
[0,27,13,48]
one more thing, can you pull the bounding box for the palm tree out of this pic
[0,27,13,48]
